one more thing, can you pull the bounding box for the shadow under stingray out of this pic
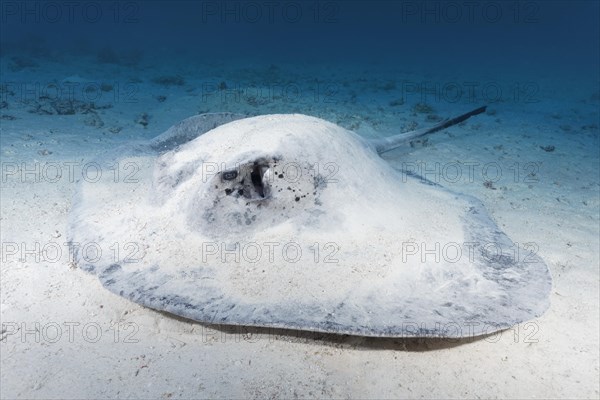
[156,310,503,352]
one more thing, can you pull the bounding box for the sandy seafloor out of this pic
[0,53,599,399]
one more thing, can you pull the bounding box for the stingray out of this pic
[68,107,552,338]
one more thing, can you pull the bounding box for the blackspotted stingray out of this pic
[68,107,552,337]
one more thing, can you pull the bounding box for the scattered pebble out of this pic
[540,145,555,152]
[402,121,418,132]
[136,113,150,127]
[84,113,104,128]
[409,138,429,148]
[8,56,39,72]
[559,125,571,132]
[483,180,496,190]
[152,75,185,86]
[426,114,443,122]
[413,102,434,114]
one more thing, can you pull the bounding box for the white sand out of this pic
[1,57,598,398]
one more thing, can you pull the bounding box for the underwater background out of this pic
[2,1,599,70]
[1,1,599,398]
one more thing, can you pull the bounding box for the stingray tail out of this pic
[372,105,487,154]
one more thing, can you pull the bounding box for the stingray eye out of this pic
[222,170,238,181]
[219,158,272,201]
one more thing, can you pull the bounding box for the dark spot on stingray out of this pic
[295,197,300,202]
[225,188,233,195]
[278,174,284,178]
[105,263,121,274]
[238,189,244,196]
[314,175,327,189]
[81,264,96,273]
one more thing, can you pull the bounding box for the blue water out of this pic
[2,1,598,71]
[0,0,598,173]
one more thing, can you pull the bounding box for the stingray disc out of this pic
[68,113,552,337]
